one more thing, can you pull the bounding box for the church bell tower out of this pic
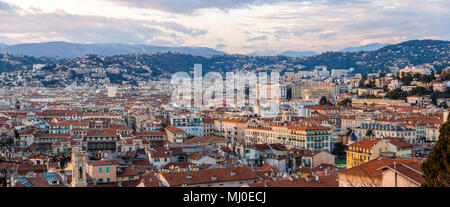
[71,151,87,187]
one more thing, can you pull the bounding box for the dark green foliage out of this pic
[332,142,348,161]
[400,73,414,85]
[319,96,331,105]
[421,116,450,187]
[385,88,408,100]
[409,86,432,96]
[438,102,448,109]
[338,99,352,106]
[160,122,168,131]
[366,129,374,138]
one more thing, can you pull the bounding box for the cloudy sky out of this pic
[0,0,448,54]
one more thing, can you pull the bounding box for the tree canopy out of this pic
[421,116,450,187]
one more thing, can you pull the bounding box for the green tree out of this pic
[421,116,450,187]
[346,128,353,136]
[419,74,435,83]
[319,96,329,105]
[385,88,408,100]
[438,102,448,109]
[366,129,374,138]
[338,99,352,106]
[400,73,413,85]
[332,142,348,161]
[159,122,168,131]
[409,86,432,96]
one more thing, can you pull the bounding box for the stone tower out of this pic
[71,151,87,187]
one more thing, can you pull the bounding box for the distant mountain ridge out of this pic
[0,39,448,78]
[280,50,317,57]
[0,41,227,58]
[247,50,317,57]
[342,43,390,52]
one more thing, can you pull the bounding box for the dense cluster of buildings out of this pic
[0,63,448,187]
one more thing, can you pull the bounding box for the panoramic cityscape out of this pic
[0,0,449,189]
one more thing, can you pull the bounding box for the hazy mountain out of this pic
[0,41,227,58]
[1,39,448,77]
[342,43,390,52]
[246,50,279,56]
[247,50,317,57]
[280,50,317,57]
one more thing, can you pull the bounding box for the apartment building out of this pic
[86,160,119,184]
[170,115,203,137]
[346,138,412,168]
[49,120,88,134]
[245,125,331,152]
[353,122,416,143]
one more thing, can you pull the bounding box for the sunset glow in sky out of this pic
[0,0,449,54]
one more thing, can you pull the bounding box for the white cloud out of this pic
[0,0,448,53]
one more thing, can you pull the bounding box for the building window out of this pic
[99,167,103,173]
[99,178,103,183]
[106,178,110,182]
[106,167,110,173]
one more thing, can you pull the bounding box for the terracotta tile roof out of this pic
[86,131,119,137]
[34,133,71,138]
[251,144,271,151]
[163,162,193,170]
[286,125,330,131]
[0,162,14,170]
[150,151,170,158]
[220,146,232,153]
[131,160,151,167]
[52,138,85,146]
[255,163,279,174]
[117,166,140,177]
[165,126,186,134]
[135,131,167,136]
[383,137,412,148]
[86,160,120,166]
[348,138,383,149]
[380,162,424,185]
[14,173,65,187]
[17,161,47,173]
[339,157,421,179]
[185,136,227,144]
[220,118,247,123]
[187,152,203,161]
[249,175,338,187]
[294,149,322,157]
[160,166,259,186]
[202,118,217,124]
[51,121,88,127]
[123,137,150,145]
[307,105,343,111]
[120,180,141,187]
[140,172,161,187]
